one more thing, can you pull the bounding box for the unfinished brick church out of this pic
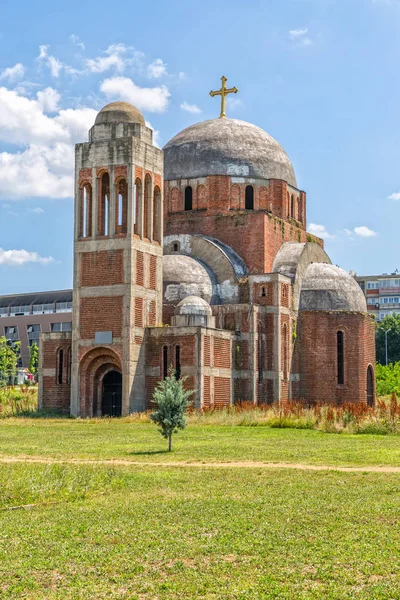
[39,82,376,416]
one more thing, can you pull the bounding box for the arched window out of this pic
[116,178,127,234]
[298,197,302,223]
[163,345,168,380]
[99,172,110,236]
[337,331,344,385]
[153,186,161,242]
[175,345,181,380]
[80,184,92,238]
[245,185,254,210]
[258,323,263,382]
[283,324,288,381]
[134,178,141,236]
[184,186,193,211]
[291,194,295,218]
[173,242,180,252]
[144,174,152,239]
[367,366,374,407]
[66,347,71,385]
[56,348,64,385]
[261,286,266,297]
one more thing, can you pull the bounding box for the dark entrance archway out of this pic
[102,370,122,417]
[367,366,374,407]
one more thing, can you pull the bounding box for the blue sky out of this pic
[0,0,399,294]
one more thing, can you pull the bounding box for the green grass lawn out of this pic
[1,419,400,598]
[1,417,400,467]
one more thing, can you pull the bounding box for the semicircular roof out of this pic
[95,101,145,126]
[300,263,367,312]
[163,118,297,186]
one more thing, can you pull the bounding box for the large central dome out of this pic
[163,118,297,187]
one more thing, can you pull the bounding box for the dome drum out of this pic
[89,102,152,144]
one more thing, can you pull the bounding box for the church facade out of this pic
[39,92,376,416]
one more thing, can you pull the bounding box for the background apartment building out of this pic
[355,273,400,321]
[0,290,72,368]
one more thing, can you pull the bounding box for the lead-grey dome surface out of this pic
[300,264,367,312]
[163,118,297,186]
[163,254,215,305]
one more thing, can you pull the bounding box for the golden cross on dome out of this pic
[209,76,238,118]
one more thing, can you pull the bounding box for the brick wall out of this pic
[297,311,376,405]
[41,336,71,412]
[80,250,124,287]
[80,296,123,339]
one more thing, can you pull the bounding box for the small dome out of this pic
[95,102,145,126]
[175,296,212,316]
[163,254,214,305]
[163,118,296,186]
[300,264,367,312]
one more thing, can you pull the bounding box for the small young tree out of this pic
[0,337,20,386]
[151,371,192,451]
[28,342,39,379]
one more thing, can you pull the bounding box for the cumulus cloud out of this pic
[289,28,313,46]
[100,76,170,112]
[308,223,335,239]
[86,43,143,74]
[388,191,400,200]
[0,63,25,82]
[0,248,54,266]
[0,86,97,199]
[180,101,201,114]
[354,226,377,237]
[147,58,167,79]
[36,87,60,113]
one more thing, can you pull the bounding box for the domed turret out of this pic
[89,101,152,144]
[163,118,296,186]
[172,296,215,328]
[95,101,145,126]
[300,264,367,312]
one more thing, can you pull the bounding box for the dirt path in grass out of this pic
[0,454,400,473]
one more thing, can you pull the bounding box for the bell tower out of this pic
[70,102,163,417]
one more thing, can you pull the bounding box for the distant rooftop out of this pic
[0,289,72,309]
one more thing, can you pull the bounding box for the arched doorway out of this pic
[102,370,122,417]
[367,366,374,407]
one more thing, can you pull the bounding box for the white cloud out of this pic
[28,207,44,214]
[180,101,201,114]
[70,34,85,50]
[0,63,25,82]
[37,45,63,78]
[36,87,60,113]
[0,86,98,199]
[388,191,400,200]
[308,223,335,239]
[0,144,74,199]
[100,76,170,112]
[85,43,142,73]
[0,248,53,266]
[0,86,67,144]
[147,58,167,79]
[354,226,377,237]
[289,28,313,46]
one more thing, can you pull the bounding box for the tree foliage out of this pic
[0,337,20,386]
[29,342,39,377]
[376,362,400,396]
[151,372,192,451]
[376,313,400,365]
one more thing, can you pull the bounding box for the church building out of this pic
[38,78,376,416]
